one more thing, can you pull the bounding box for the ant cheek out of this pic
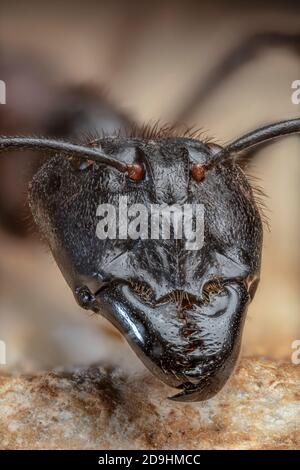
[28,170,62,213]
[47,172,62,193]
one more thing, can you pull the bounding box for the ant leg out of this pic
[174,32,300,124]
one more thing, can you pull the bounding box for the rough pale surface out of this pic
[0,358,299,450]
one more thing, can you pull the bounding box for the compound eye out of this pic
[70,157,94,171]
[191,163,206,182]
[127,163,145,181]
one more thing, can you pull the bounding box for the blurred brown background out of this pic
[0,0,299,373]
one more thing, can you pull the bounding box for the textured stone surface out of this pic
[0,357,299,450]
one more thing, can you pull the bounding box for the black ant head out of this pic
[1,117,298,400]
[27,133,262,401]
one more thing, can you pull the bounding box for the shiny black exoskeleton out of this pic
[1,117,299,400]
[28,135,262,401]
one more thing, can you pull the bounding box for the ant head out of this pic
[1,116,298,400]
[28,134,262,401]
